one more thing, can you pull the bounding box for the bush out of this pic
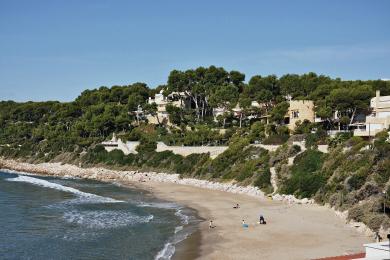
[348,203,365,222]
[294,119,315,134]
[305,133,319,149]
[374,159,390,184]
[374,131,390,157]
[280,150,325,198]
[347,174,367,191]
[263,134,289,145]
[136,137,157,153]
[248,122,266,143]
[328,193,343,208]
[348,199,387,231]
[235,161,256,181]
[175,153,209,175]
[290,144,302,155]
[346,136,364,147]
[328,132,353,148]
[254,168,272,190]
[354,182,381,201]
[366,214,387,231]
[107,149,125,164]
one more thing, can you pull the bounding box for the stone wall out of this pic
[156,142,228,159]
[103,140,329,158]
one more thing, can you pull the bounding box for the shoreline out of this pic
[0,158,373,259]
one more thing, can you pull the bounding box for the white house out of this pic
[146,90,189,125]
[354,90,390,137]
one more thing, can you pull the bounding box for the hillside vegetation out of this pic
[271,131,390,231]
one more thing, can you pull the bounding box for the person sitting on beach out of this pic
[259,215,266,224]
[209,220,214,229]
[242,220,249,228]
[233,203,240,209]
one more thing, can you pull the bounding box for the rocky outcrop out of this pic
[271,193,314,204]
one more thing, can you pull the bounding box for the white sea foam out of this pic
[174,226,183,233]
[138,202,179,209]
[155,226,193,260]
[7,175,122,203]
[155,242,176,260]
[175,209,190,225]
[63,210,153,229]
[149,204,195,260]
[1,168,79,180]
[139,202,191,227]
[1,168,40,176]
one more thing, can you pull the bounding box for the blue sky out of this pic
[0,0,389,102]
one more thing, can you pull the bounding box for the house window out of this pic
[292,110,299,118]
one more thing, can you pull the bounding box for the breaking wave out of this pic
[63,210,154,229]
[142,202,196,260]
[7,175,122,203]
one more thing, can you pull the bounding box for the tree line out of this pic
[0,66,389,159]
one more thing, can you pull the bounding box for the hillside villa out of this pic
[213,101,263,121]
[146,90,190,125]
[354,90,390,137]
[286,100,316,131]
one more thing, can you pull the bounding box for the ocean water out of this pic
[0,170,198,260]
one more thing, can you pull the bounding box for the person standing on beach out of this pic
[375,231,382,242]
[209,220,213,229]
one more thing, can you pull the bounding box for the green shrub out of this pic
[355,182,381,201]
[348,203,365,222]
[107,149,125,164]
[366,214,387,231]
[328,132,353,148]
[346,136,364,147]
[294,119,314,134]
[248,122,266,143]
[263,134,289,145]
[305,133,318,149]
[254,168,272,190]
[234,161,256,181]
[291,144,302,155]
[348,199,386,231]
[280,150,325,198]
[374,159,390,184]
[347,174,367,191]
[136,137,157,153]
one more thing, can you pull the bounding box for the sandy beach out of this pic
[0,159,371,259]
[134,181,370,260]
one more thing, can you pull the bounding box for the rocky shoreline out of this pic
[0,158,316,205]
[0,158,266,198]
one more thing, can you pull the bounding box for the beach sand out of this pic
[133,181,371,260]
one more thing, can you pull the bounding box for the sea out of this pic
[0,170,199,260]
